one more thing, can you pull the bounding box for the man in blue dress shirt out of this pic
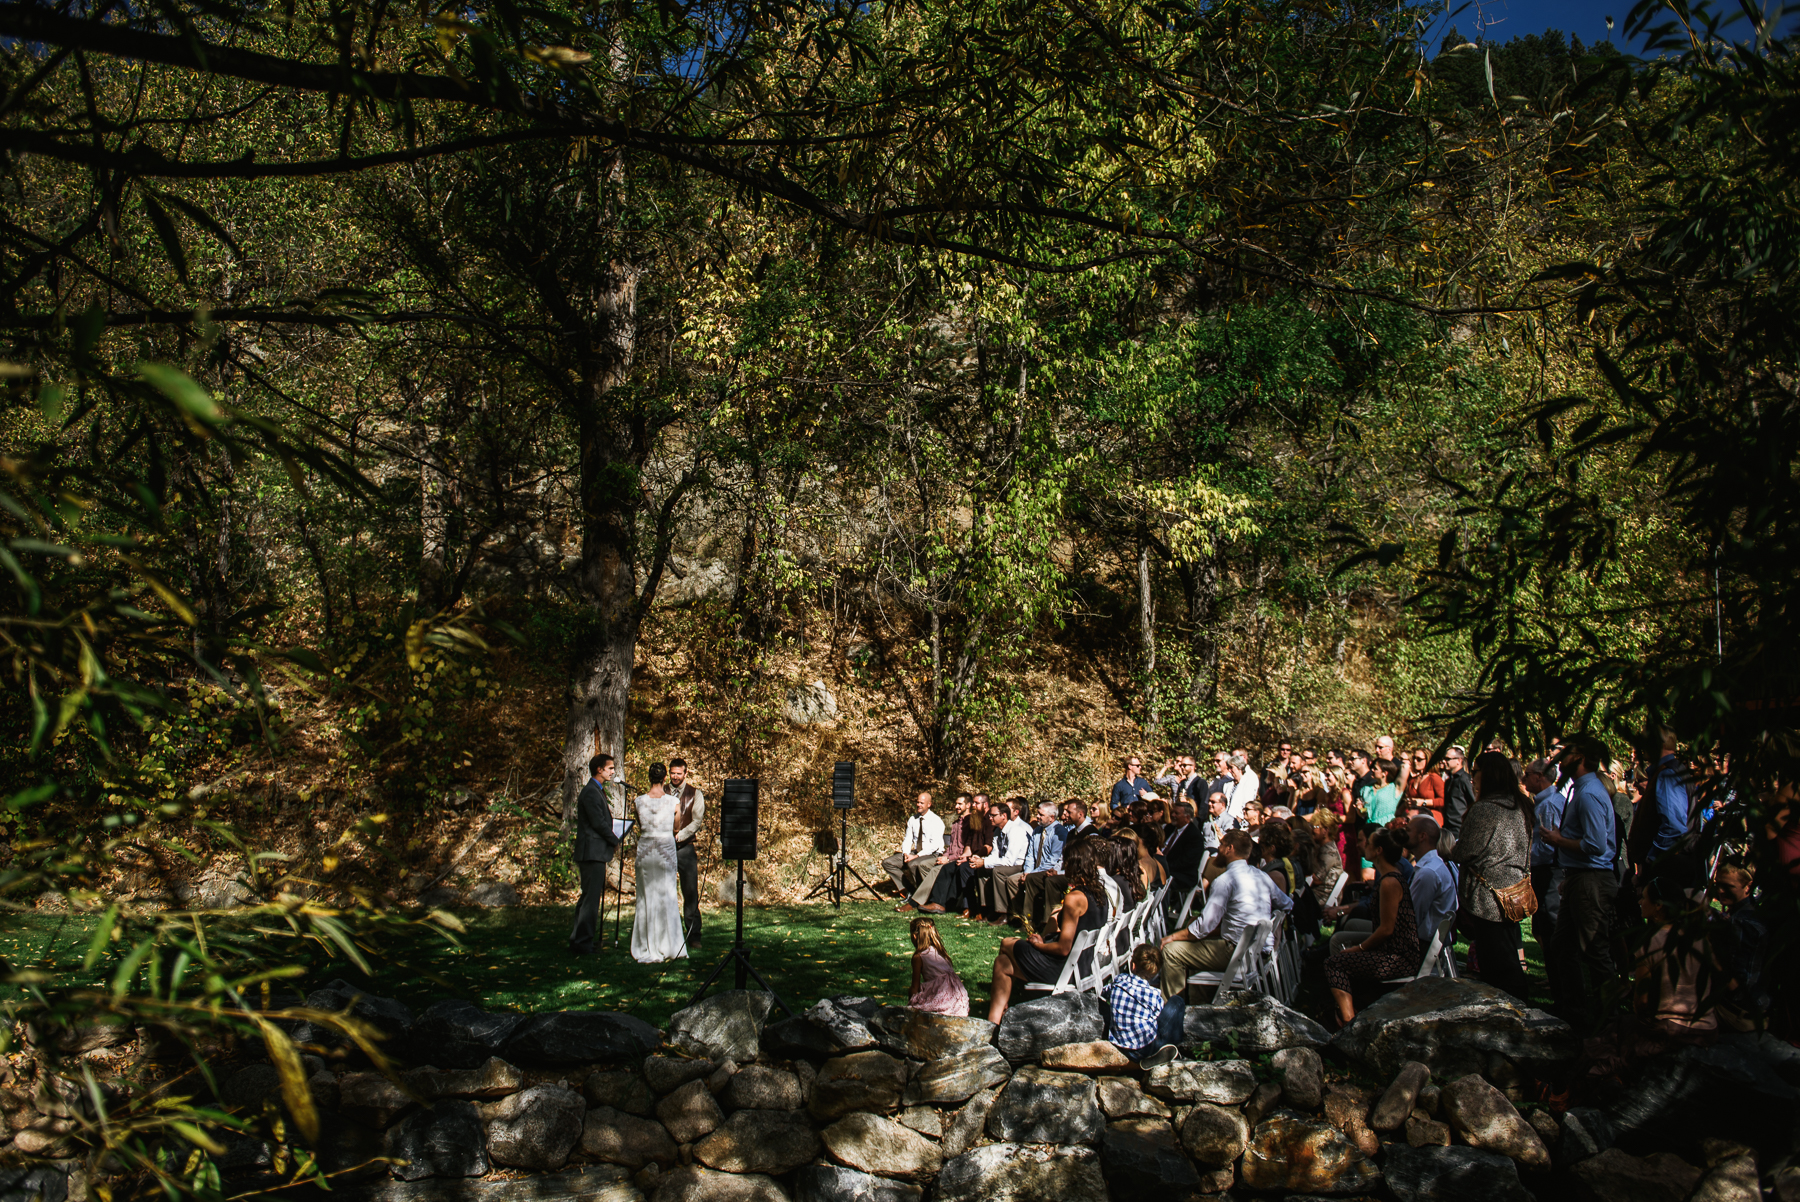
[1537,735,1620,1024]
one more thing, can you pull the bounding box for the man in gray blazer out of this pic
[569,753,624,955]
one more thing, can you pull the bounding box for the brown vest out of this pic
[676,784,699,843]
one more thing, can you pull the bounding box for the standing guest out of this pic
[1349,749,1380,808]
[884,792,946,903]
[569,753,624,955]
[1375,735,1411,795]
[1539,736,1620,1024]
[1323,828,1423,1025]
[1524,758,1566,949]
[1453,753,1534,1003]
[667,758,706,948]
[1408,815,1459,949]
[1111,755,1156,814]
[1227,753,1261,825]
[1293,768,1328,817]
[974,799,1032,924]
[921,795,991,915]
[1442,746,1475,836]
[1403,749,1445,822]
[1106,944,1185,1067]
[1017,800,1069,932]
[987,839,1110,1021]
[1164,801,1207,895]
[1157,831,1290,997]
[1207,752,1234,817]
[907,917,969,1016]
[1711,859,1768,1029]
[1363,762,1402,829]
[1627,725,1692,877]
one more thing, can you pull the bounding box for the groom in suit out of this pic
[569,753,624,955]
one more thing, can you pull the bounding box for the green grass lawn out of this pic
[1,902,1012,1028]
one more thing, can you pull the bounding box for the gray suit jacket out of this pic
[574,778,623,863]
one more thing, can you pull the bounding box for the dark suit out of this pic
[1443,769,1475,836]
[569,777,623,954]
[1164,821,1206,894]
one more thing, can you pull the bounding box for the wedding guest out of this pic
[1453,753,1532,1002]
[1256,821,1298,895]
[908,917,969,1016]
[1323,828,1422,1026]
[1442,745,1475,835]
[987,838,1110,1021]
[1018,800,1069,932]
[1403,749,1445,822]
[902,793,971,912]
[1164,802,1206,896]
[1158,830,1289,997]
[974,799,1033,924]
[885,792,946,904]
[1106,943,1184,1067]
[921,797,992,915]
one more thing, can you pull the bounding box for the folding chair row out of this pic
[1383,913,1459,986]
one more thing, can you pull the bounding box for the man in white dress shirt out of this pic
[1227,753,1261,825]
[1406,815,1458,943]
[973,799,1034,924]
[883,792,946,903]
[1157,830,1288,997]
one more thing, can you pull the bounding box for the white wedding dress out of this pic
[631,790,688,963]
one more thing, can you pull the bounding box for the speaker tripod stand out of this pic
[804,809,884,907]
[689,859,794,1016]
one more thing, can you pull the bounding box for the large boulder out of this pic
[1178,1101,1250,1168]
[584,1069,655,1117]
[1384,1143,1534,1202]
[1369,1061,1433,1131]
[409,1057,526,1101]
[1271,1045,1324,1109]
[993,994,1105,1066]
[0,1168,69,1202]
[668,991,775,1063]
[384,1100,488,1180]
[1323,1083,1379,1157]
[723,1065,804,1111]
[299,980,416,1052]
[1096,1077,1169,1120]
[652,1165,790,1202]
[657,1079,725,1144]
[643,1054,718,1097]
[940,1087,1000,1159]
[403,1001,525,1070]
[933,1143,1108,1202]
[1569,1147,1704,1202]
[792,1166,922,1202]
[1101,1117,1201,1195]
[900,1046,1009,1107]
[1331,977,1577,1078]
[762,998,881,1059]
[1438,1074,1550,1169]
[481,1085,583,1171]
[819,1113,943,1180]
[1182,991,1332,1054]
[693,1109,821,1175]
[986,1066,1104,1146]
[1143,1059,1256,1104]
[1240,1112,1381,1195]
[1687,1150,1759,1202]
[867,1008,995,1061]
[502,1011,660,1067]
[579,1106,679,1169]
[809,1051,907,1122]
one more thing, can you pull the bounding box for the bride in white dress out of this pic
[631,763,689,964]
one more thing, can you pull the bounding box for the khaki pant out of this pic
[907,861,947,906]
[882,853,936,896]
[980,865,1024,918]
[1160,936,1234,999]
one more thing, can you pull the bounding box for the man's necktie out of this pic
[911,823,921,855]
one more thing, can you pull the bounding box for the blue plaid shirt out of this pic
[1106,971,1164,1052]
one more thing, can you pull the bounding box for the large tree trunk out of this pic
[417,420,454,611]
[1185,544,1223,710]
[1140,539,1159,731]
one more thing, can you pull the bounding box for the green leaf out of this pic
[138,363,222,423]
[140,191,190,284]
[83,904,119,969]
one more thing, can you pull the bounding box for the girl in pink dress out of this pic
[908,917,969,1016]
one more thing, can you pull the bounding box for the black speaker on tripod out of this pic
[689,779,791,1015]
[805,761,882,906]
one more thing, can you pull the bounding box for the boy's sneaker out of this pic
[1139,1044,1179,1069]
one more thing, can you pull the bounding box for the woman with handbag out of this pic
[1452,751,1537,1003]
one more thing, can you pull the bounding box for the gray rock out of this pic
[1245,1080,1284,1126]
[867,1009,996,1061]
[467,881,520,908]
[1331,977,1577,1079]
[651,1165,789,1202]
[993,994,1105,1066]
[939,1086,1000,1159]
[1438,1074,1550,1170]
[1143,1058,1256,1104]
[297,980,415,1052]
[410,1057,527,1101]
[1272,1046,1324,1110]
[1369,1061,1432,1131]
[792,1166,922,1202]
[900,1045,1009,1107]
[1384,1143,1533,1202]
[416,887,462,909]
[1182,991,1333,1054]
[668,991,775,1064]
[1417,1082,1441,1117]
[348,1167,640,1202]
[706,1059,740,1095]
[1407,1113,1453,1146]
[338,1071,416,1122]
[1569,1147,1702,1202]
[579,1106,679,1169]
[307,1069,339,1112]
[932,1142,1108,1202]
[1178,1101,1250,1167]
[820,1113,942,1180]
[762,998,880,1060]
[809,1050,907,1122]
[1101,1117,1200,1194]
[656,1079,724,1144]
[385,1100,488,1180]
[693,1108,821,1175]
[1038,1041,1132,1072]
[784,680,838,726]
[1324,1082,1379,1156]
[896,1106,941,1139]
[585,1069,656,1117]
[0,1167,69,1202]
[1240,1112,1381,1195]
[404,1001,526,1070]
[1096,1076,1168,1120]
[481,1084,584,1171]
[722,1065,803,1111]
[643,1054,718,1097]
[986,1066,1104,1146]
[222,1064,283,1111]
[1689,1152,1760,1202]
[503,1011,660,1067]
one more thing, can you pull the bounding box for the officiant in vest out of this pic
[668,757,705,947]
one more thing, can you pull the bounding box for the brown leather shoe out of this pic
[919,903,947,914]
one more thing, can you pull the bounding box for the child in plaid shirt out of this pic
[1106,943,1186,1067]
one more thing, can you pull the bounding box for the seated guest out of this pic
[1131,824,1170,894]
[973,799,1033,925]
[1241,799,1265,837]
[921,797,992,915]
[1106,943,1185,1068]
[1711,859,1768,1030]
[901,793,972,912]
[884,791,946,902]
[1633,872,1721,1041]
[987,839,1110,1022]
[1157,831,1291,999]
[1322,828,1423,1026]
[1018,800,1072,932]
[907,917,968,1016]
[1257,821,1299,895]
[1323,823,1415,951]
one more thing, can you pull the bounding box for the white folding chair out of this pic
[1187,919,1273,997]
[1173,883,1203,930]
[1323,871,1348,908]
[1022,928,1100,996]
[1383,913,1459,985]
